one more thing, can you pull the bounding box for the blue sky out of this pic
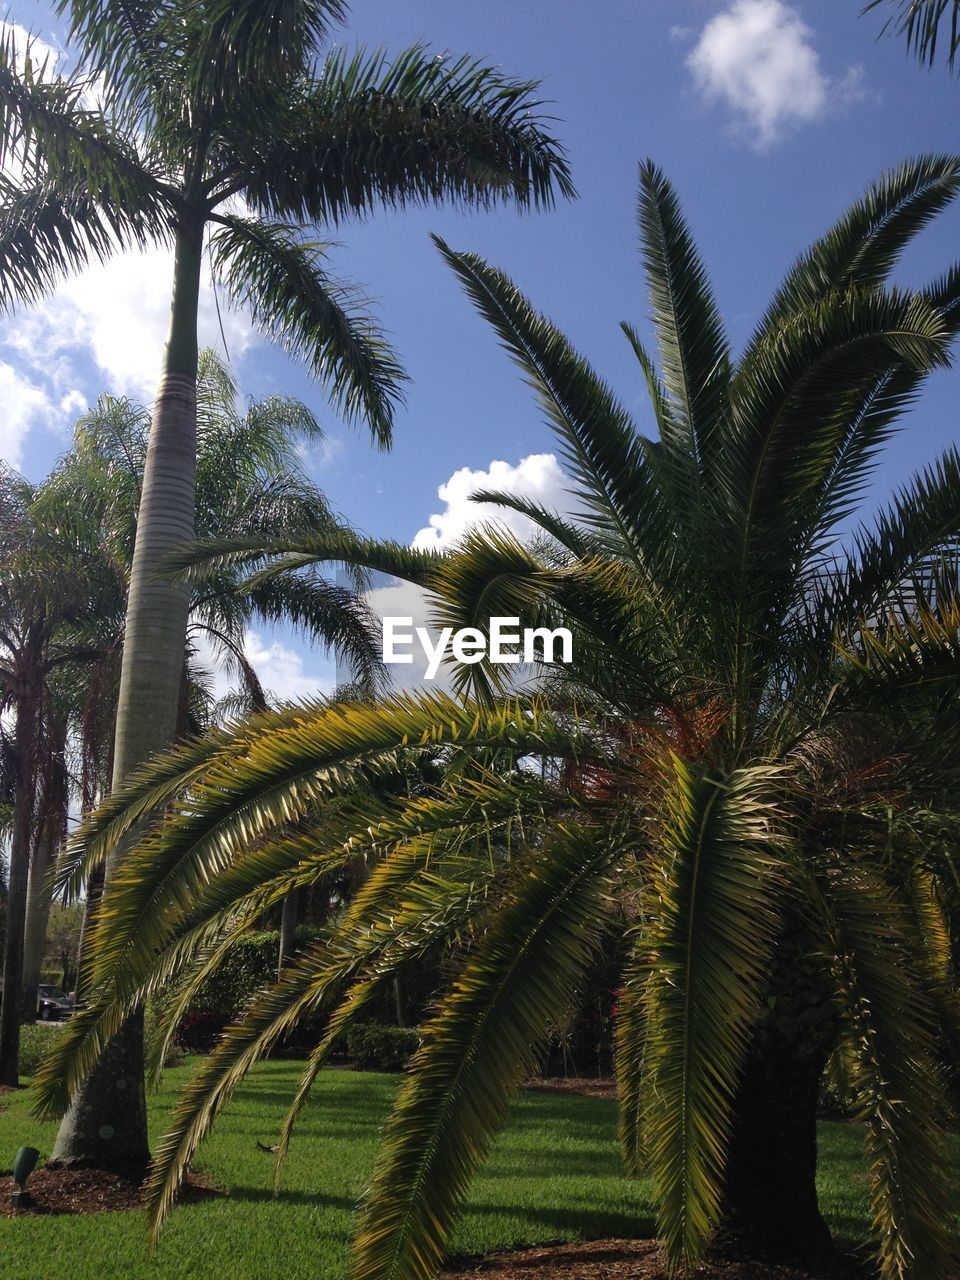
[5,0,960,697]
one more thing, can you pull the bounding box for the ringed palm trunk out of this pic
[717,919,838,1261]
[50,221,203,1169]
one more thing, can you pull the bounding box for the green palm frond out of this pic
[237,44,574,224]
[163,529,442,590]
[188,0,348,109]
[836,595,960,697]
[809,861,953,1280]
[53,0,182,124]
[433,236,664,563]
[864,0,960,70]
[636,160,729,481]
[210,216,404,447]
[56,695,597,997]
[816,447,960,638]
[752,155,960,337]
[143,828,516,1248]
[349,821,623,1280]
[643,759,787,1271]
[614,929,649,1180]
[0,175,170,307]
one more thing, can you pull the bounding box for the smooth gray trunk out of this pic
[51,222,202,1169]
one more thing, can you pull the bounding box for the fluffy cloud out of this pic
[0,361,56,468]
[0,21,257,452]
[687,0,866,149]
[2,244,257,406]
[412,452,570,550]
[195,628,333,707]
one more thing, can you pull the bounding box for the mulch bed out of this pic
[0,1166,222,1217]
[442,1239,880,1280]
[524,1078,618,1102]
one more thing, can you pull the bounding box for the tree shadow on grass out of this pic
[226,1187,653,1244]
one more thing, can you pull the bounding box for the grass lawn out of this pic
[1,1062,957,1279]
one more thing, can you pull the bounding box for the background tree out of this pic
[1,351,385,1079]
[0,0,572,1165]
[39,157,960,1280]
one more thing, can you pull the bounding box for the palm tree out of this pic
[2,352,384,1081]
[0,0,572,1162]
[38,157,960,1278]
[864,0,960,69]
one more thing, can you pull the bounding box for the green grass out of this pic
[0,1062,957,1279]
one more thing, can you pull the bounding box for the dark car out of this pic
[37,985,73,1021]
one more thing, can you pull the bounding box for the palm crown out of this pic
[0,0,574,441]
[38,157,960,1280]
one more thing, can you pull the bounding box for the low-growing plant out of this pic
[347,1025,421,1073]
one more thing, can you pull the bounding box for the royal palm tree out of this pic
[38,158,960,1278]
[0,0,572,1161]
[864,0,960,68]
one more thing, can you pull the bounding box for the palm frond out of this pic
[210,216,404,447]
[864,0,960,70]
[752,155,960,338]
[349,821,622,1280]
[636,160,729,481]
[808,859,952,1280]
[236,44,574,224]
[0,174,169,308]
[614,929,650,1180]
[434,236,665,565]
[642,759,787,1271]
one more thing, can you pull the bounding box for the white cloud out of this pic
[412,452,570,550]
[243,631,332,703]
[2,245,257,405]
[0,361,56,468]
[687,0,866,149]
[193,627,333,707]
[0,20,258,438]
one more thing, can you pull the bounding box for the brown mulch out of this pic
[441,1239,880,1280]
[524,1077,618,1101]
[0,1166,222,1217]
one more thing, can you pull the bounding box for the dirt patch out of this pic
[0,1166,222,1217]
[524,1078,617,1102]
[441,1240,888,1280]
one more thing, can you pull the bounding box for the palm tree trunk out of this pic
[50,220,203,1170]
[20,828,55,1021]
[0,664,40,1085]
[21,709,68,1021]
[717,921,838,1262]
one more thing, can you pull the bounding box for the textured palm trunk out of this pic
[50,221,203,1169]
[21,708,68,1021]
[717,922,837,1262]
[21,829,55,1020]
[0,666,40,1085]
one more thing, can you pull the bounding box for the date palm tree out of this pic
[864,0,960,69]
[0,0,572,1162]
[37,157,960,1278]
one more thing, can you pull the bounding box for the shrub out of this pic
[18,1022,64,1077]
[346,1024,420,1072]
